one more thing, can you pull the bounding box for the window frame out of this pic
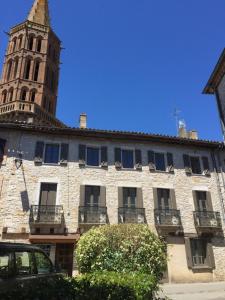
[190,238,208,268]
[86,146,100,167]
[84,185,100,207]
[190,155,202,175]
[123,187,137,208]
[43,143,60,165]
[121,149,135,169]
[154,152,167,172]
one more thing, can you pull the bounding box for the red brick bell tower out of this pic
[0,0,65,127]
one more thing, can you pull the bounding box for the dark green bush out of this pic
[0,272,157,300]
[76,224,167,280]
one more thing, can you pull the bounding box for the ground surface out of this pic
[158,281,225,300]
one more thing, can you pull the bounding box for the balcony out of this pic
[30,205,64,225]
[118,207,145,224]
[154,209,182,232]
[193,211,222,232]
[0,100,65,128]
[79,206,107,225]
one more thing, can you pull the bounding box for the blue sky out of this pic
[0,0,224,141]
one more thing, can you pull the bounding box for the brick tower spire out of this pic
[0,0,64,127]
[28,0,50,26]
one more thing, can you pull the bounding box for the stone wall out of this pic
[1,127,225,282]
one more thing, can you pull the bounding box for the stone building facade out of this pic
[1,0,225,284]
[1,122,225,282]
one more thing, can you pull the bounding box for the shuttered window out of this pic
[0,139,6,163]
[155,153,166,171]
[121,150,134,169]
[79,145,108,167]
[185,238,215,269]
[44,144,60,164]
[39,183,57,206]
[34,143,69,165]
[84,186,100,207]
[87,147,100,166]
[123,188,137,208]
[190,156,201,174]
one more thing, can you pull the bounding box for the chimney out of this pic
[79,113,87,129]
[178,120,188,138]
[188,130,198,140]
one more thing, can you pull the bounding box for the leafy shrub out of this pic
[76,224,167,279]
[0,272,157,300]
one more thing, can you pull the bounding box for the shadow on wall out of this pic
[20,190,30,212]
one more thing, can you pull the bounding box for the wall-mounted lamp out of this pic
[15,153,23,169]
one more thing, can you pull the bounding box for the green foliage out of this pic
[0,273,157,300]
[76,224,167,279]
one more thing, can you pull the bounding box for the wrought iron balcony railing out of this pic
[118,207,145,224]
[193,211,222,228]
[30,205,64,224]
[79,206,107,225]
[154,209,182,227]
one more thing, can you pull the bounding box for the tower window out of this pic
[34,61,40,81]
[18,35,23,49]
[30,90,36,102]
[12,38,17,52]
[24,58,32,80]
[28,36,34,51]
[8,89,14,102]
[14,58,19,79]
[2,91,7,104]
[36,38,42,52]
[7,60,13,81]
[21,88,28,101]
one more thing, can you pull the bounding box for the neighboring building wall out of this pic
[0,128,225,282]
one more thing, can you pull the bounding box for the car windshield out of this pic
[0,249,10,279]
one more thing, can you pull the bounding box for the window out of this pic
[157,188,170,210]
[14,58,19,78]
[196,191,207,212]
[18,35,23,49]
[24,58,31,80]
[21,88,28,101]
[79,145,108,167]
[33,61,40,81]
[148,151,174,172]
[123,187,137,208]
[2,90,7,104]
[34,251,52,274]
[12,38,17,52]
[155,153,166,171]
[44,144,60,164]
[122,149,134,169]
[191,239,207,266]
[30,90,36,102]
[35,142,69,165]
[0,139,6,163]
[15,251,34,276]
[28,35,34,51]
[85,185,100,207]
[36,38,42,52]
[8,88,13,102]
[87,147,99,166]
[190,156,201,174]
[0,250,10,279]
[6,60,12,81]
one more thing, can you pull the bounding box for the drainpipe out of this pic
[211,148,225,222]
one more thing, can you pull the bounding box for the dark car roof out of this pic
[0,242,42,251]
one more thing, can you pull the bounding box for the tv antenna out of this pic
[173,108,181,135]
